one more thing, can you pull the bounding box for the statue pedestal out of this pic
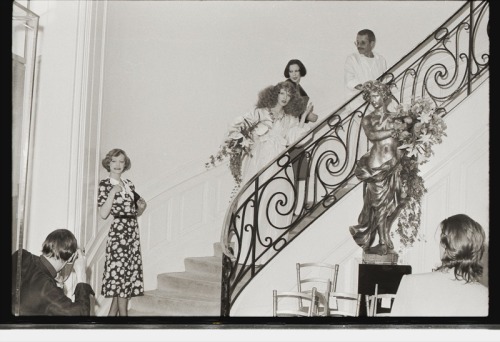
[362,250,399,265]
[357,263,412,316]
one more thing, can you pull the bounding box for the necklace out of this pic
[269,107,285,121]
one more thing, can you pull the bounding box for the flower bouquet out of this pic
[389,97,447,249]
[206,114,271,188]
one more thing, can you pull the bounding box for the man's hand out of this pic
[72,249,87,284]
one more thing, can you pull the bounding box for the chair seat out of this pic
[365,284,397,317]
[273,288,326,317]
[328,291,362,317]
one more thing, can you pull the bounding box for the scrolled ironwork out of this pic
[220,0,489,316]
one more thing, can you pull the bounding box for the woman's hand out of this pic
[305,102,318,123]
[137,198,147,216]
[111,185,123,193]
[301,102,313,124]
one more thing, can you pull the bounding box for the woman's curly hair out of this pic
[101,148,131,172]
[436,214,486,283]
[255,81,304,117]
[361,80,392,103]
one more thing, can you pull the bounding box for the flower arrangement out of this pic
[389,97,447,249]
[206,115,271,187]
[392,97,448,164]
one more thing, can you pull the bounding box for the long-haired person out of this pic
[391,214,488,316]
[236,81,311,265]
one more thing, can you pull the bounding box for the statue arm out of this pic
[362,116,394,142]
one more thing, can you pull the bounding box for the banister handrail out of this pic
[220,0,489,316]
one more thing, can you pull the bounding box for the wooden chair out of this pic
[365,284,397,317]
[311,290,330,317]
[296,262,339,297]
[273,287,321,317]
[328,291,362,317]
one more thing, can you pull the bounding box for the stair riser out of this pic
[157,275,221,297]
[213,242,235,258]
[184,258,222,279]
[213,243,223,258]
[130,294,220,316]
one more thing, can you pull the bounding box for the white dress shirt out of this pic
[344,52,387,112]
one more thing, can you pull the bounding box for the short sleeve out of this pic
[97,179,109,208]
[124,178,135,192]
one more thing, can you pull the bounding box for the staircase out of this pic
[127,181,358,316]
[129,242,224,316]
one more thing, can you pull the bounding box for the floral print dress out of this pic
[98,177,144,298]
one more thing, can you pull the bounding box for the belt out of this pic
[113,214,137,219]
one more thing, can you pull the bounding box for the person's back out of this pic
[391,214,488,316]
[391,271,488,316]
[12,249,60,315]
[12,229,94,316]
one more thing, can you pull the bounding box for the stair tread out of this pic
[158,271,221,283]
[142,289,220,303]
[185,256,222,264]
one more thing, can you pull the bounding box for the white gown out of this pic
[235,107,310,265]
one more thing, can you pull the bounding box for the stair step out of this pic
[129,289,220,316]
[213,241,235,258]
[157,271,221,298]
[184,256,222,279]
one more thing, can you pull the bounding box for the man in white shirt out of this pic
[344,29,387,113]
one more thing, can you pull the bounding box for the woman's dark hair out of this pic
[283,59,307,78]
[101,148,131,172]
[255,81,303,117]
[42,229,78,261]
[436,214,486,283]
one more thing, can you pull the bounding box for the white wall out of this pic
[23,0,82,252]
[99,1,464,201]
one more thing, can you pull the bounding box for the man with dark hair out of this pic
[12,228,95,315]
[344,29,387,112]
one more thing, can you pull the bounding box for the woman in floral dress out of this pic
[98,148,147,316]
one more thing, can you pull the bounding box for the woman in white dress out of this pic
[235,81,312,266]
[391,214,488,316]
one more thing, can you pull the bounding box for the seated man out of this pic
[12,228,95,315]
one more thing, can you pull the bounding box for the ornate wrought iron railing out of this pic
[220,0,489,316]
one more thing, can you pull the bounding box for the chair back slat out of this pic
[296,262,339,296]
